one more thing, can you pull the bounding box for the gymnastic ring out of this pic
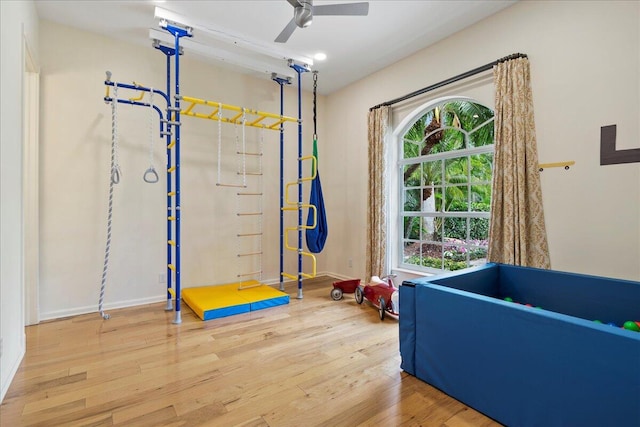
[144,166,159,183]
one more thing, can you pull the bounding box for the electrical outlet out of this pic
[159,273,167,284]
[348,258,353,268]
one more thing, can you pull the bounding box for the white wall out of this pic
[37,21,321,320]
[324,0,640,282]
[0,0,39,403]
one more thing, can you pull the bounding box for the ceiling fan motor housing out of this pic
[294,0,313,28]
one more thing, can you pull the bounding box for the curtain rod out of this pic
[369,53,527,111]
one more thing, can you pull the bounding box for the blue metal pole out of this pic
[162,24,191,324]
[103,97,165,115]
[157,45,175,312]
[165,51,173,312]
[174,31,182,324]
[280,81,285,292]
[296,70,303,299]
[272,74,290,292]
[104,81,169,105]
[153,43,177,314]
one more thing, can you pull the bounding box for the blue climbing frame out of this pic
[102,21,315,323]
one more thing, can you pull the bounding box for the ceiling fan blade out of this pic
[313,2,369,16]
[286,0,302,7]
[275,18,298,43]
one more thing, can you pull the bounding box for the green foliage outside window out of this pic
[401,100,494,271]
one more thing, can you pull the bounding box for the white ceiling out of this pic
[35,0,517,95]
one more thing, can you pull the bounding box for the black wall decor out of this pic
[600,124,640,165]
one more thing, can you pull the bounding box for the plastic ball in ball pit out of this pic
[622,321,640,332]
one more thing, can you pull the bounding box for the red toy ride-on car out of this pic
[330,278,361,301]
[355,274,399,320]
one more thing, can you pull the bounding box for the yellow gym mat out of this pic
[182,280,290,321]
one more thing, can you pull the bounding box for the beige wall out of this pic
[324,0,640,282]
[1,0,39,402]
[5,0,636,405]
[35,0,640,323]
[38,21,320,319]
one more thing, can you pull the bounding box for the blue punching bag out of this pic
[306,137,327,252]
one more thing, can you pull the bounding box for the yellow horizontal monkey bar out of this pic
[180,95,297,130]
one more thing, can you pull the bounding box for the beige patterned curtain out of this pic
[488,57,551,268]
[366,106,390,279]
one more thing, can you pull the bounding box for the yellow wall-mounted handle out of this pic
[538,161,575,171]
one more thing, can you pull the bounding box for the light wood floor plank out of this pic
[1,276,502,426]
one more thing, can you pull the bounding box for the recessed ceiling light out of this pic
[314,52,327,61]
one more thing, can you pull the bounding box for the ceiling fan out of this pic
[275,0,369,43]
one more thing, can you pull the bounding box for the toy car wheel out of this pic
[378,297,386,321]
[355,286,364,304]
[330,288,343,301]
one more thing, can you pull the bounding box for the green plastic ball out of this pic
[622,321,640,332]
[504,297,513,302]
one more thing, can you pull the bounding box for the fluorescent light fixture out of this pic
[314,52,327,61]
[149,29,295,79]
[154,6,314,68]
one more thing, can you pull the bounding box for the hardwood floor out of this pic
[1,276,502,426]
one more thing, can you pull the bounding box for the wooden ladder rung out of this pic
[237,271,261,277]
[237,252,262,257]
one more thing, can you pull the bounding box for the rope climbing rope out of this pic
[99,85,121,320]
[111,86,121,184]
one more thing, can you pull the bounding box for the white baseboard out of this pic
[262,271,356,285]
[1,341,25,404]
[317,271,357,281]
[39,295,167,321]
[39,273,356,321]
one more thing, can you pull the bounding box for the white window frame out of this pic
[390,96,494,275]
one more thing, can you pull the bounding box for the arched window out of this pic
[398,98,494,272]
